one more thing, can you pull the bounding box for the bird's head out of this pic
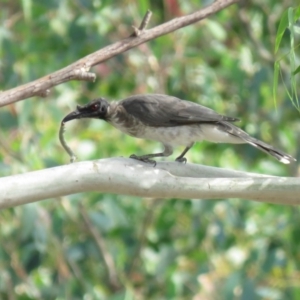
[62,98,110,123]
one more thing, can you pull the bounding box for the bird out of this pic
[62,94,296,165]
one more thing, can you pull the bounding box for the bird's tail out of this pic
[220,121,296,164]
[241,135,296,164]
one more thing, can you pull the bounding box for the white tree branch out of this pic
[0,158,299,209]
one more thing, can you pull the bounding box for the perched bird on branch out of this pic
[62,94,296,165]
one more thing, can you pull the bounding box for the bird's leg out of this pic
[175,143,194,163]
[130,145,173,166]
[130,153,165,166]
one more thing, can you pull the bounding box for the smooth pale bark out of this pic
[0,158,298,209]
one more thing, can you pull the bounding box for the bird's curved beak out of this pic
[62,110,82,123]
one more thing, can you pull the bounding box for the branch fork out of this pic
[131,10,152,37]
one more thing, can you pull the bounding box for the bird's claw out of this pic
[175,157,187,164]
[130,154,157,167]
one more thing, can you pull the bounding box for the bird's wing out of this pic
[120,94,239,127]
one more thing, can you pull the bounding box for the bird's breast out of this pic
[108,106,146,137]
[141,126,202,146]
[109,113,197,146]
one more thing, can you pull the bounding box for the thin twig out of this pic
[139,9,152,30]
[128,198,161,274]
[79,203,121,291]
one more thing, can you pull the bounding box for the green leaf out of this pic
[293,65,300,75]
[273,61,280,109]
[275,6,300,54]
[288,8,300,109]
[275,9,288,54]
[288,7,295,50]
[294,6,300,20]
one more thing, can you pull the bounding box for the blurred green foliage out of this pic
[274,6,300,110]
[0,0,300,299]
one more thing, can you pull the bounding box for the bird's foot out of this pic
[175,156,187,164]
[130,154,157,167]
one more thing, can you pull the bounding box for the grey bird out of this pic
[62,94,296,165]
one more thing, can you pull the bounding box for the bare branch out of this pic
[36,89,50,98]
[79,203,121,291]
[0,0,239,107]
[0,158,298,209]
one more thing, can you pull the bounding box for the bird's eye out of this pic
[91,104,99,111]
